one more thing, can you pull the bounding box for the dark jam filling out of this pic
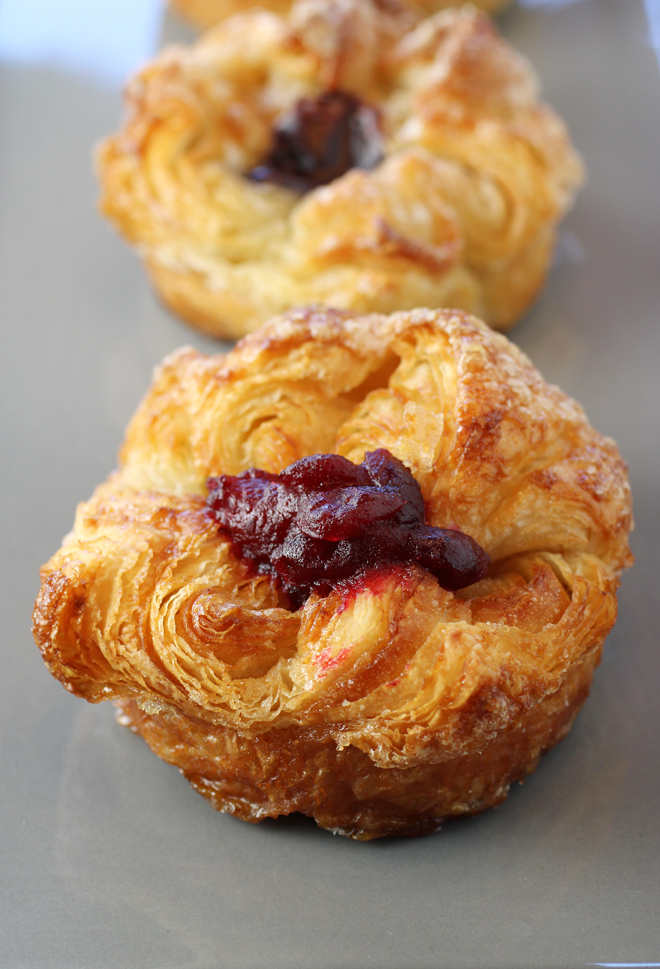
[247,90,383,193]
[206,449,489,610]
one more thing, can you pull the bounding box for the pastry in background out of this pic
[33,307,633,839]
[98,0,583,339]
[170,0,510,32]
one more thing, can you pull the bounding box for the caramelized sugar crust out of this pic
[98,0,583,338]
[33,309,633,838]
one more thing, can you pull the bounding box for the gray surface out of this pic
[1,1,659,967]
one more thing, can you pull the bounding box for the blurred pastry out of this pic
[170,0,510,32]
[33,307,633,839]
[98,0,583,339]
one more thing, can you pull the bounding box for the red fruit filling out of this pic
[247,90,383,193]
[206,449,489,610]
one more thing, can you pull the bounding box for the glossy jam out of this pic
[247,90,383,193]
[207,450,489,609]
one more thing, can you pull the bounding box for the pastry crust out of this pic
[170,0,511,32]
[98,1,583,339]
[33,308,633,838]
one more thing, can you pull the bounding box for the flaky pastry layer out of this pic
[33,308,632,837]
[98,0,583,339]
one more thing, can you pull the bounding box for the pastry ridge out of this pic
[98,0,583,338]
[33,308,632,838]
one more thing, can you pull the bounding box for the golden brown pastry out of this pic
[170,0,510,33]
[98,0,583,339]
[33,307,632,839]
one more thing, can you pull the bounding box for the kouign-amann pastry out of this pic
[170,0,510,33]
[98,0,583,339]
[33,308,632,839]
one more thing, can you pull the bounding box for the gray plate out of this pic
[1,1,659,966]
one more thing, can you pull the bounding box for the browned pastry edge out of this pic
[145,257,265,340]
[115,647,599,839]
[144,225,558,340]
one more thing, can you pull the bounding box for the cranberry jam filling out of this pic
[206,449,489,609]
[247,90,383,193]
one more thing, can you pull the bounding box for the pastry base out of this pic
[115,648,599,840]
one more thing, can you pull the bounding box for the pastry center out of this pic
[247,90,383,192]
[206,449,489,609]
